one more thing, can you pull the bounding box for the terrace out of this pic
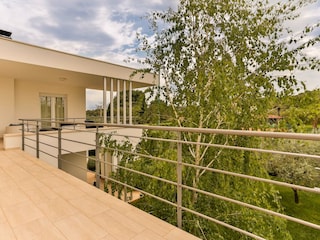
[0,139,199,239]
[2,120,320,239]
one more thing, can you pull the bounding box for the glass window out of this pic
[40,95,66,128]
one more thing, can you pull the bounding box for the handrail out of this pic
[19,118,320,240]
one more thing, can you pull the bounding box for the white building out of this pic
[0,35,156,180]
[0,35,156,135]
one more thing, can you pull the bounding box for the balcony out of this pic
[0,141,199,239]
[2,119,320,239]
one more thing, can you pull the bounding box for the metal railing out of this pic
[19,119,320,240]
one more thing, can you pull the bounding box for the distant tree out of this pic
[265,139,318,204]
[281,89,320,133]
[107,90,147,124]
[141,98,174,125]
[86,105,103,122]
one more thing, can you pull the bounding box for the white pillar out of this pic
[103,77,107,124]
[123,80,126,124]
[110,78,114,124]
[129,81,132,125]
[117,79,120,124]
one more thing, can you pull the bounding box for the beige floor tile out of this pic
[125,208,175,237]
[22,164,55,179]
[102,208,146,234]
[23,185,59,204]
[165,228,200,240]
[98,234,117,240]
[3,200,44,228]
[54,213,107,240]
[39,175,68,188]
[13,217,67,240]
[0,156,16,167]
[69,195,110,218]
[17,178,46,191]
[0,208,7,224]
[131,229,166,240]
[0,222,16,240]
[93,210,139,240]
[52,184,86,200]
[37,198,78,222]
[0,168,17,189]
[0,187,30,207]
[3,165,34,182]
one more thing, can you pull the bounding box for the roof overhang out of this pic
[0,37,157,90]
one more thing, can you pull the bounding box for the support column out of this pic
[129,81,132,125]
[103,77,107,124]
[117,79,120,124]
[110,78,114,124]
[123,80,126,124]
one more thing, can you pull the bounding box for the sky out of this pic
[0,0,319,109]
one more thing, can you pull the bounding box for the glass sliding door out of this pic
[55,97,65,121]
[40,96,52,128]
[40,95,66,128]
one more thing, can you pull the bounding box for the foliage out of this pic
[99,133,135,199]
[106,0,319,238]
[87,158,96,171]
[279,89,320,133]
[141,98,175,125]
[264,139,320,203]
[138,0,319,131]
[102,130,293,239]
[86,106,104,122]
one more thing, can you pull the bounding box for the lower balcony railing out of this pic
[19,119,320,240]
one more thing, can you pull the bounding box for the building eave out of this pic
[0,37,156,90]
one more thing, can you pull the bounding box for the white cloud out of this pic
[0,0,319,109]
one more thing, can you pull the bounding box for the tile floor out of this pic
[0,148,200,240]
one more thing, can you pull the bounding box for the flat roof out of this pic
[0,37,156,90]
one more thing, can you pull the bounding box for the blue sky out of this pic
[0,0,319,109]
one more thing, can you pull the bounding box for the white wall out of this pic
[0,77,86,136]
[0,77,15,137]
[14,79,86,120]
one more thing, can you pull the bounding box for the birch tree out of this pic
[131,0,319,238]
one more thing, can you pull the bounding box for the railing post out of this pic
[95,127,101,189]
[58,124,62,169]
[21,120,25,151]
[36,121,40,158]
[177,131,183,229]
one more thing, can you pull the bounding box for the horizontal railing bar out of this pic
[102,146,178,165]
[104,146,320,194]
[24,137,37,142]
[182,162,320,194]
[20,119,320,141]
[99,159,178,187]
[134,135,320,160]
[35,129,320,162]
[181,207,266,240]
[182,184,320,231]
[38,149,58,159]
[60,137,96,148]
[59,157,90,173]
[105,176,177,207]
[23,144,36,151]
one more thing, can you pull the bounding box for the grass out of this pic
[277,186,320,239]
